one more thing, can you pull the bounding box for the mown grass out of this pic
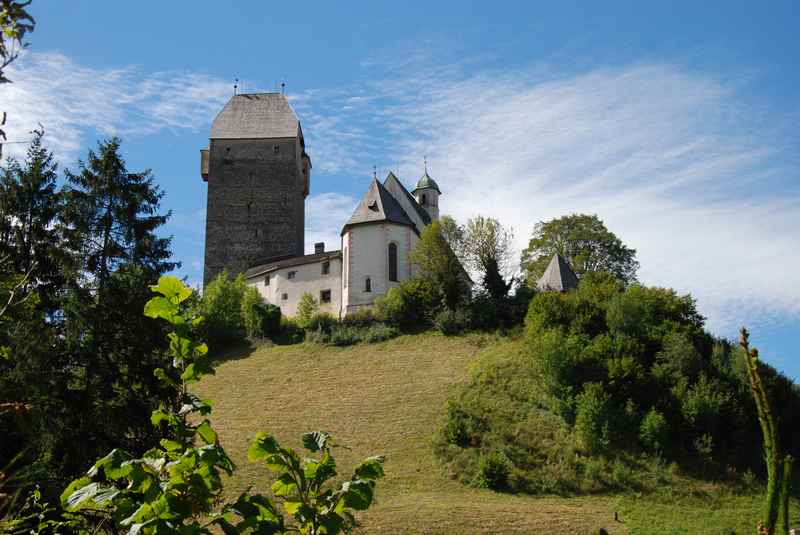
[195,333,797,534]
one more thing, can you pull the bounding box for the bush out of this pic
[639,408,669,454]
[305,312,337,333]
[241,286,266,338]
[201,271,247,345]
[362,323,399,343]
[328,325,363,347]
[340,307,377,327]
[375,278,440,329]
[434,308,471,336]
[296,292,319,329]
[574,382,610,454]
[475,450,511,490]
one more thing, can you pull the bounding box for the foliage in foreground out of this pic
[740,328,794,535]
[54,277,384,534]
[436,275,800,495]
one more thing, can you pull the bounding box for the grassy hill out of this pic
[194,333,796,534]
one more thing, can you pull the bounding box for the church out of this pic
[200,92,444,318]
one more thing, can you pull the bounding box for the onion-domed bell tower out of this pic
[412,159,441,221]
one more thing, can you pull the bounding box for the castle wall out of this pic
[204,136,306,284]
[246,257,342,318]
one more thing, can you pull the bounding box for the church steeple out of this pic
[412,158,441,220]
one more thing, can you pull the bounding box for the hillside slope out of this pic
[194,334,623,534]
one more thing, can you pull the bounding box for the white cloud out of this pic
[294,60,800,335]
[4,49,797,337]
[0,52,231,163]
[305,192,357,254]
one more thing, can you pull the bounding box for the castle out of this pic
[201,93,443,317]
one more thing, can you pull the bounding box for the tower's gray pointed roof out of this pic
[210,93,299,139]
[412,170,441,194]
[537,253,579,292]
[341,179,416,235]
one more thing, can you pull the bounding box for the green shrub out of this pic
[305,312,337,333]
[574,382,611,454]
[242,296,283,340]
[361,323,399,343]
[328,325,363,347]
[375,278,439,329]
[475,450,511,490]
[639,408,669,454]
[341,307,377,327]
[279,316,304,344]
[433,308,471,336]
[201,271,247,345]
[296,292,319,329]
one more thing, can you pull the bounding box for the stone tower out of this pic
[201,93,311,285]
[412,167,441,221]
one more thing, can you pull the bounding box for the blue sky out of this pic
[3,1,799,379]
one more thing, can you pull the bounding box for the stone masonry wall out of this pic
[203,136,306,285]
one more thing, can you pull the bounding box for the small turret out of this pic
[412,161,441,220]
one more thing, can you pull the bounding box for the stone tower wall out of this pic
[203,136,307,285]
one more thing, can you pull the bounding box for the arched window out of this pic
[388,242,398,282]
[364,277,372,293]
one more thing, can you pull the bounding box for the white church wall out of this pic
[246,257,342,318]
[343,223,418,314]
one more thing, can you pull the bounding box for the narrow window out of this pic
[388,243,398,282]
[281,293,288,301]
[364,277,372,293]
[273,145,280,154]
[264,274,270,286]
[421,194,427,205]
[322,261,330,275]
[287,271,296,280]
[320,289,331,303]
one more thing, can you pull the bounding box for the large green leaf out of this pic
[301,431,331,452]
[62,481,119,511]
[143,296,177,322]
[150,275,193,304]
[270,474,297,497]
[248,432,280,461]
[353,455,385,481]
[340,480,375,511]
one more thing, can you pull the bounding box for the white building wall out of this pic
[342,223,418,314]
[246,257,342,318]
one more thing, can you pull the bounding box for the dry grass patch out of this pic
[194,334,624,534]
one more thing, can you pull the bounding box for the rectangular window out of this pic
[281,293,288,301]
[264,274,270,286]
[364,277,372,293]
[287,271,296,280]
[320,289,331,303]
[322,261,330,275]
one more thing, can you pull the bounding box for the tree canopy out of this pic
[520,213,638,285]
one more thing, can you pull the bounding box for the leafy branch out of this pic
[59,276,385,534]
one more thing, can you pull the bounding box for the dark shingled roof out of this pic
[537,253,579,292]
[341,179,416,235]
[244,250,342,279]
[210,93,299,139]
[383,171,431,227]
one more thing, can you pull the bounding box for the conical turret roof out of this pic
[536,253,579,292]
[412,170,441,194]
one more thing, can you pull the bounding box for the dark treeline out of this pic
[0,133,178,497]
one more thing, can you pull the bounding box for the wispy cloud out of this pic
[294,58,800,335]
[305,192,357,254]
[4,48,798,336]
[0,52,231,162]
